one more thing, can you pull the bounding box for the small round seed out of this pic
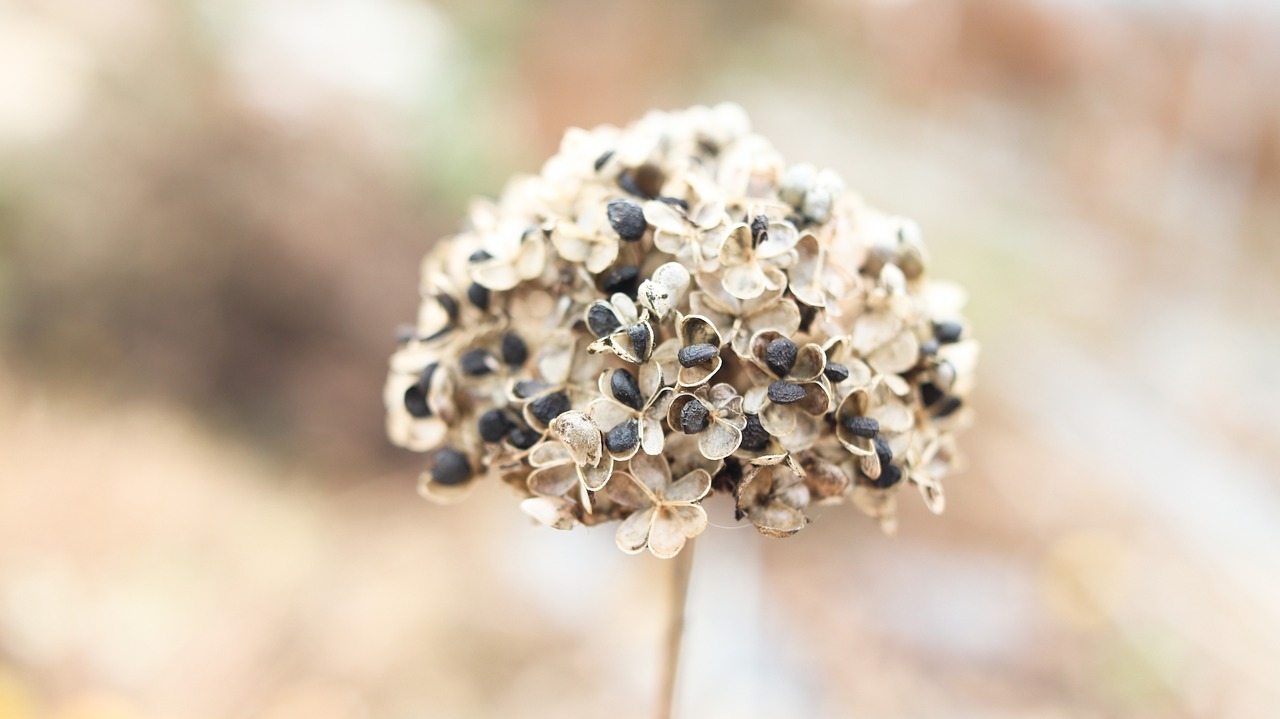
[765,337,798,377]
[627,324,650,359]
[593,150,614,172]
[750,215,768,246]
[617,164,664,199]
[841,415,879,438]
[680,400,710,434]
[739,413,770,451]
[501,333,528,367]
[507,426,541,450]
[933,396,963,418]
[530,391,570,425]
[677,343,719,368]
[872,463,903,489]
[611,368,643,411]
[403,384,431,418]
[919,339,939,357]
[920,382,944,408]
[466,282,490,311]
[934,321,964,344]
[468,249,493,263]
[587,304,621,338]
[432,448,471,486]
[873,436,893,467]
[607,199,647,241]
[460,349,494,376]
[767,380,806,405]
[823,362,849,384]
[602,265,640,297]
[605,419,640,454]
[478,409,514,443]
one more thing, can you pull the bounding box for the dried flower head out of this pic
[385,104,979,556]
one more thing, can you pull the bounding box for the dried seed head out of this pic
[607,199,648,241]
[678,343,719,368]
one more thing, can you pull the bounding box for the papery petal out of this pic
[471,261,521,291]
[640,415,667,455]
[626,451,672,494]
[578,454,614,492]
[749,502,806,538]
[699,419,742,461]
[665,469,712,503]
[528,440,573,467]
[515,233,547,280]
[722,261,768,300]
[679,314,722,347]
[868,330,919,374]
[790,343,827,383]
[761,401,797,436]
[648,505,707,558]
[643,200,687,234]
[551,229,591,263]
[527,463,578,497]
[605,472,652,508]
[585,238,620,274]
[520,497,579,530]
[586,397,635,431]
[616,507,657,554]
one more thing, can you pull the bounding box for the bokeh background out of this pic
[2,0,1279,717]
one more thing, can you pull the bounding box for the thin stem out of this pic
[657,539,696,719]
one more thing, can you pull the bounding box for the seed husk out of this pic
[605,419,640,454]
[765,337,798,377]
[587,304,621,338]
[611,368,643,410]
[767,380,806,404]
[432,448,471,486]
[607,199,647,241]
[680,400,710,434]
[677,343,719,368]
[530,391,571,425]
[841,415,879,438]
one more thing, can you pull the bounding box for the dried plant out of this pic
[384,104,978,556]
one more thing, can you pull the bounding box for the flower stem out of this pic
[658,539,696,719]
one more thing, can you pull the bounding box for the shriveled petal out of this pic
[536,332,576,385]
[627,451,672,494]
[692,198,726,229]
[648,505,707,558]
[471,261,521,291]
[516,232,547,279]
[761,401,797,436]
[868,330,920,374]
[737,299,801,356]
[584,237,620,274]
[749,502,806,538]
[742,385,768,414]
[653,229,685,255]
[706,382,739,410]
[699,419,742,460]
[679,314,723,347]
[551,228,591,263]
[527,463,578,497]
[520,497,579,530]
[722,261,768,301]
[550,411,602,466]
[605,472,653,508]
[578,454,614,492]
[665,469,712,503]
[677,356,721,388]
[528,440,572,468]
[794,382,831,416]
[586,397,635,431]
[778,412,821,453]
[756,220,799,258]
[790,343,827,382]
[640,415,667,455]
[852,311,903,355]
[718,224,754,265]
[913,473,946,514]
[871,395,914,434]
[616,506,657,554]
[643,200,687,234]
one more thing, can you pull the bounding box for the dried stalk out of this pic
[657,538,696,719]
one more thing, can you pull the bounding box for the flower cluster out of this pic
[384,104,978,557]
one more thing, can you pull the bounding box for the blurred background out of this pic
[2,0,1279,717]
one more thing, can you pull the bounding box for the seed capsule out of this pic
[403,384,431,418]
[460,349,495,376]
[610,368,644,410]
[478,409,514,442]
[767,381,806,404]
[605,419,640,454]
[677,343,719,367]
[627,324,651,359]
[587,304,621,338]
[739,413,770,451]
[530,391,571,425]
[501,333,528,367]
[765,337,798,377]
[432,448,471,486]
[823,362,849,383]
[841,415,879,438]
[680,400,710,434]
[607,199,647,241]
[466,282,490,311]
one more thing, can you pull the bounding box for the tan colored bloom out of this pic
[717,217,798,300]
[585,293,654,364]
[688,271,801,358]
[586,367,675,460]
[736,455,809,538]
[526,411,615,512]
[741,331,831,451]
[645,196,731,273]
[469,219,548,292]
[666,383,746,461]
[550,189,623,274]
[606,452,711,558]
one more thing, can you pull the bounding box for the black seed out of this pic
[500,333,528,367]
[432,449,471,486]
[610,369,643,410]
[658,196,689,212]
[404,384,431,418]
[617,164,664,199]
[513,380,546,399]
[933,396,963,418]
[824,362,849,384]
[872,463,902,489]
[739,414,770,451]
[593,150,614,172]
[750,215,768,246]
[478,409,514,442]
[607,199,647,241]
[627,324,650,359]
[677,343,719,368]
[841,415,880,438]
[587,304,621,338]
[466,282,490,311]
[438,294,459,323]
[765,337,798,377]
[417,363,438,392]
[602,265,640,297]
[529,391,570,425]
[680,400,710,434]
[460,349,494,376]
[919,339,939,356]
[605,419,640,454]
[468,249,493,263]
[767,381,806,405]
[874,437,893,467]
[934,321,964,344]
[920,382,945,407]
[507,426,541,450]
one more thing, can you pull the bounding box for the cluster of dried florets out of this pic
[384,104,978,558]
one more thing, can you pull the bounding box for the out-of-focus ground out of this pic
[2,0,1279,717]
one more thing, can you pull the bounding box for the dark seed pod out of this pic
[841,415,879,438]
[607,199,648,241]
[466,282,490,311]
[501,333,528,367]
[739,414,770,451]
[507,426,541,450]
[602,265,640,297]
[920,382,945,408]
[872,463,903,489]
[765,337,798,377]
[587,304,621,338]
[460,349,495,376]
[680,400,710,434]
[404,384,431,418]
[873,436,893,467]
[468,249,493,263]
[530,391,571,425]
[933,396,963,418]
[823,362,849,384]
[767,381,806,405]
[627,324,650,359]
[605,420,640,454]
[677,343,719,367]
[478,409,514,442]
[593,150,614,172]
[610,369,644,410]
[750,215,768,246]
[432,448,472,486]
[934,321,964,344]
